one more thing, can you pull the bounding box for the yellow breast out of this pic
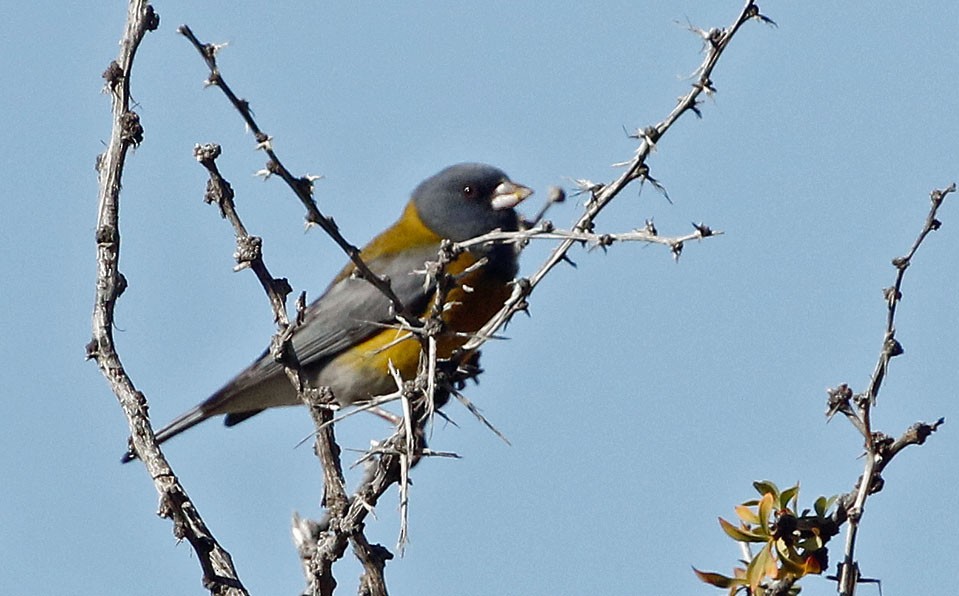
[318,202,514,404]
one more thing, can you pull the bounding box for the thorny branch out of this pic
[194,143,293,325]
[194,144,386,596]
[458,0,767,354]
[456,220,718,258]
[178,24,411,323]
[89,3,249,595]
[824,184,953,596]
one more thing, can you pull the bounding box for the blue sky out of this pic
[2,2,957,594]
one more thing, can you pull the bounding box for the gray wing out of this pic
[216,243,440,408]
[124,245,440,460]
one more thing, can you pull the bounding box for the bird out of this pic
[123,163,532,462]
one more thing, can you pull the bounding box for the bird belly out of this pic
[314,328,423,405]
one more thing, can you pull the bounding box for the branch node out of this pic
[102,60,123,92]
[233,235,262,269]
[825,383,855,420]
[671,241,684,261]
[143,4,160,31]
[119,111,144,146]
[693,222,713,237]
[884,337,904,358]
[193,142,221,164]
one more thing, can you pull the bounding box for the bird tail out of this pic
[120,404,212,463]
[120,354,295,463]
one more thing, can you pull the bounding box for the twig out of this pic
[178,24,411,322]
[194,143,293,323]
[832,183,954,596]
[194,143,321,411]
[455,221,719,254]
[459,1,762,353]
[301,386,351,596]
[705,185,950,594]
[88,3,249,594]
[867,183,956,405]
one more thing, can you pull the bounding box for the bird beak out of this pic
[490,180,533,211]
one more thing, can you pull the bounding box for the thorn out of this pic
[671,241,684,261]
[692,222,713,237]
[255,135,273,151]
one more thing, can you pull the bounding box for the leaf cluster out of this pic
[695,481,839,595]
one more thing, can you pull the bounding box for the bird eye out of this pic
[462,185,475,198]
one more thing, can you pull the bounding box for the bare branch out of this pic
[89,4,249,594]
[455,221,719,253]
[831,183,954,596]
[865,183,956,406]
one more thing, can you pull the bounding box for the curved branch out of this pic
[88,4,248,594]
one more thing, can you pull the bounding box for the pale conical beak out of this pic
[490,180,533,211]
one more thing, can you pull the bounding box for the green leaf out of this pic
[720,517,767,543]
[780,484,800,510]
[814,495,837,518]
[757,493,775,535]
[735,504,761,526]
[746,543,777,592]
[693,567,746,589]
[753,480,780,500]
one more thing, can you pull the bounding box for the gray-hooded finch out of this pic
[123,163,531,461]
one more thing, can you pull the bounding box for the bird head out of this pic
[412,163,533,241]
